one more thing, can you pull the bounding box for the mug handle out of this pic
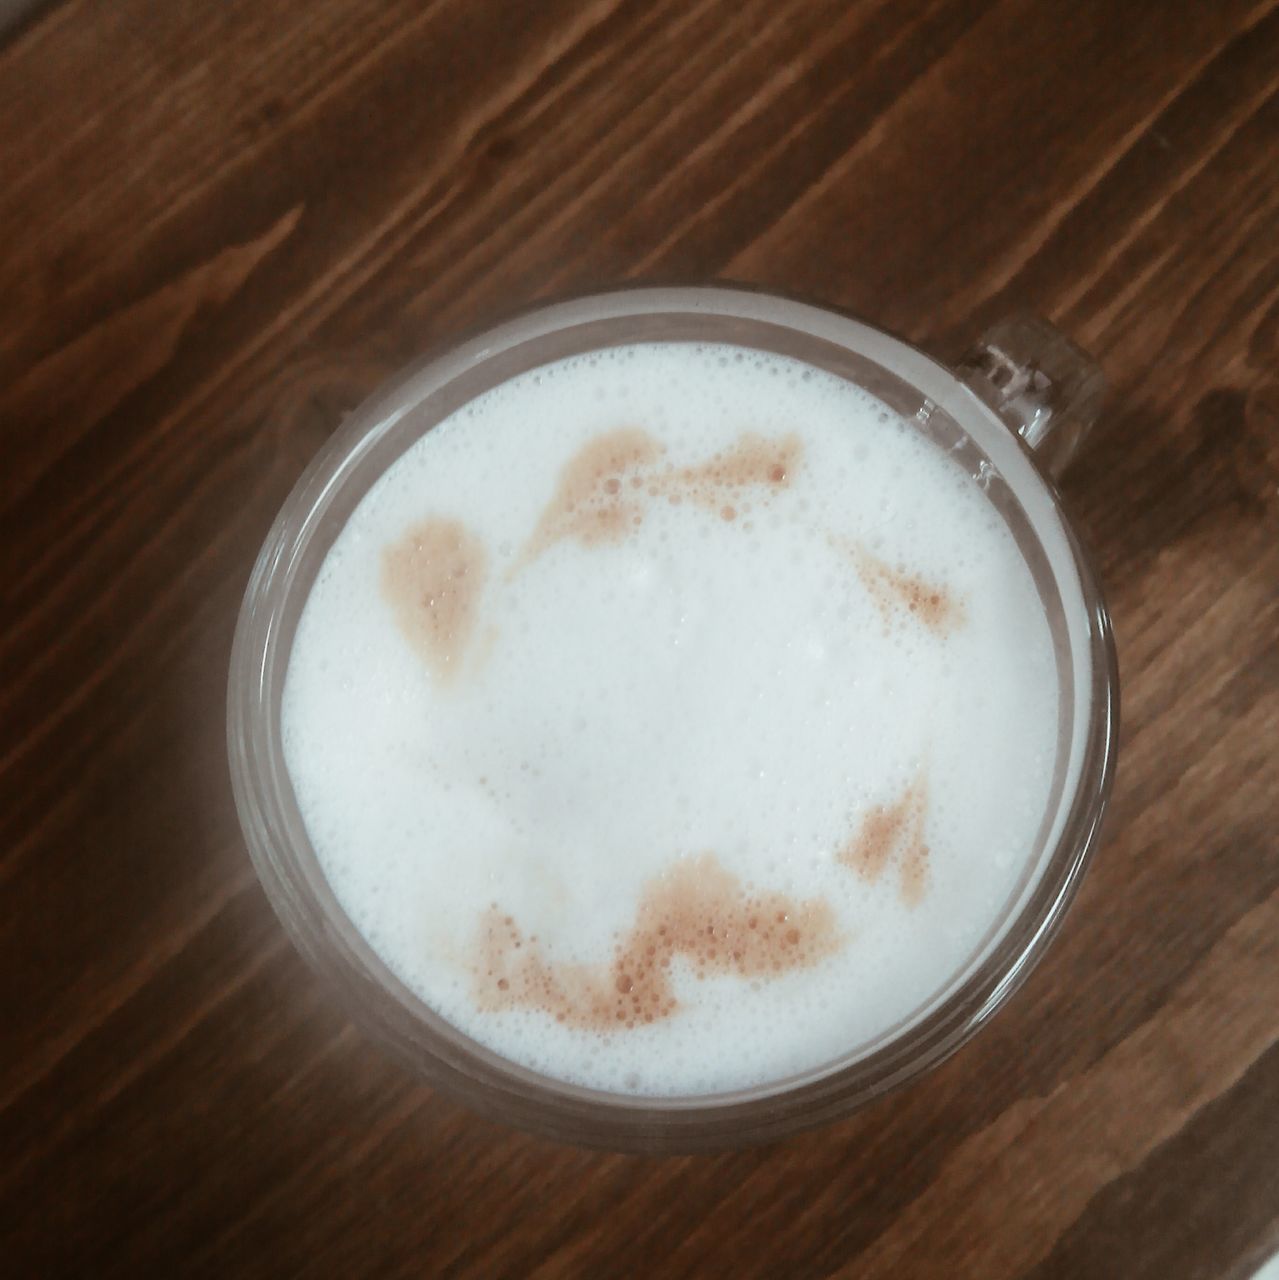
[955,315,1106,477]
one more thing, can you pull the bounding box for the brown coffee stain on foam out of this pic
[381,517,488,684]
[664,431,802,513]
[514,427,801,570]
[858,549,964,635]
[834,538,965,636]
[514,427,663,570]
[839,773,930,906]
[473,853,840,1030]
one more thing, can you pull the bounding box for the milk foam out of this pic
[281,342,1060,1096]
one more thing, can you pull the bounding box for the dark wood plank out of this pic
[2,0,1276,1276]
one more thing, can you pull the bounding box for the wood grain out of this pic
[2,0,1277,1276]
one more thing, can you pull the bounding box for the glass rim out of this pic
[227,284,1119,1150]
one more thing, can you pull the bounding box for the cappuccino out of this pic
[282,342,1059,1095]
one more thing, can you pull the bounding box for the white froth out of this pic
[281,342,1060,1096]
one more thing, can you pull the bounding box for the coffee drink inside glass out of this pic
[228,286,1117,1151]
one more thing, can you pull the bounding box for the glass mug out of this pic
[228,286,1118,1151]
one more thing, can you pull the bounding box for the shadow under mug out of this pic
[228,286,1119,1152]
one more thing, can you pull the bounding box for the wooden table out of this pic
[3,1,1277,1275]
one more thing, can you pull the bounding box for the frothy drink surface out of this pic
[282,343,1059,1096]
